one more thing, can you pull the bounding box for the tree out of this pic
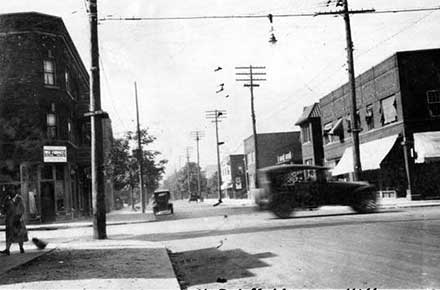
[162,162,207,200]
[206,171,219,198]
[107,129,167,207]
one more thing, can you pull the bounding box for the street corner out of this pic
[0,245,56,276]
[0,238,180,290]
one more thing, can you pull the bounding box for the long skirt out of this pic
[5,216,29,243]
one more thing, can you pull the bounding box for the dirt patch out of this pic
[0,247,162,286]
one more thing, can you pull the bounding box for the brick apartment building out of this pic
[221,154,248,199]
[0,12,113,222]
[296,48,440,200]
[244,131,302,197]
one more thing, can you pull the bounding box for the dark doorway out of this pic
[41,181,56,223]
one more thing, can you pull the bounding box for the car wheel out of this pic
[352,197,377,214]
[271,193,294,218]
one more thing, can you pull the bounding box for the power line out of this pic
[99,54,130,133]
[99,6,440,22]
[260,10,438,123]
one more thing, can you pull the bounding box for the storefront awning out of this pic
[331,135,398,176]
[414,131,440,163]
[329,118,343,135]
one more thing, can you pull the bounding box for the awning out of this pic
[329,118,343,135]
[331,134,398,176]
[414,131,440,163]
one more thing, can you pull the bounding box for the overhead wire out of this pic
[260,9,438,123]
[99,6,440,22]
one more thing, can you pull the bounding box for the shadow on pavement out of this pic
[169,247,275,287]
[0,247,174,286]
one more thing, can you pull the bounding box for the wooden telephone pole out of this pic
[88,0,107,239]
[205,110,226,204]
[316,0,374,181]
[236,66,266,188]
[191,130,205,200]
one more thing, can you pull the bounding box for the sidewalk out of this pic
[0,239,180,290]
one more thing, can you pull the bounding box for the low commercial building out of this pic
[244,131,302,199]
[221,154,248,199]
[296,48,440,200]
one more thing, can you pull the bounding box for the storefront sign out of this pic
[43,146,67,163]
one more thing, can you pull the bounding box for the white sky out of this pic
[2,0,440,176]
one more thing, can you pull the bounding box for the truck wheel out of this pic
[352,197,377,214]
[271,194,294,218]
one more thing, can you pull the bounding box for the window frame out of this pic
[427,90,440,118]
[301,123,311,144]
[380,95,398,125]
[43,59,56,86]
[365,104,374,130]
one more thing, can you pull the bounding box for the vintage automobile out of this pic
[152,190,174,215]
[256,164,377,218]
[188,192,200,202]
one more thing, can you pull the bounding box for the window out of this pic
[301,124,311,143]
[65,70,71,94]
[380,95,397,125]
[365,105,374,130]
[355,110,361,129]
[329,118,344,142]
[323,122,333,145]
[43,59,56,85]
[427,90,440,117]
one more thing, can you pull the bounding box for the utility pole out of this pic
[191,130,205,200]
[315,1,373,181]
[235,66,266,188]
[185,147,192,199]
[88,0,107,239]
[205,110,226,205]
[134,82,146,213]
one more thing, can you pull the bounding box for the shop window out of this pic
[427,90,440,117]
[380,95,397,125]
[301,123,311,144]
[43,59,56,86]
[366,104,374,130]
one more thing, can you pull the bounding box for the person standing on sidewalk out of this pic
[0,190,28,255]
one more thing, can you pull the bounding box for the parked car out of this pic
[188,192,200,202]
[152,190,173,215]
[256,164,378,218]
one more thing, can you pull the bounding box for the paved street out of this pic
[146,202,440,289]
[1,200,439,289]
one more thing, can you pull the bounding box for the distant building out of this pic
[296,48,440,200]
[244,131,302,195]
[221,154,247,199]
[0,12,113,223]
